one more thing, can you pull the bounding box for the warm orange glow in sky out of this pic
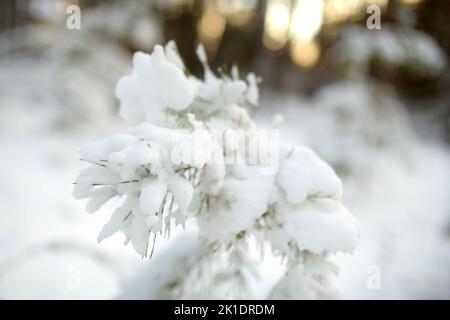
[290,38,320,69]
[290,0,323,42]
[263,0,292,51]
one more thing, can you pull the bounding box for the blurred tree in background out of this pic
[0,0,448,141]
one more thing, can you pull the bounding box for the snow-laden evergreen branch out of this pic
[74,41,358,299]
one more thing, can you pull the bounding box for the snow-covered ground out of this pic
[0,27,449,299]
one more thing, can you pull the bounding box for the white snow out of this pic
[277,146,342,205]
[1,18,448,299]
[334,25,447,75]
[116,45,194,125]
[139,177,167,219]
[198,165,276,241]
[269,198,359,255]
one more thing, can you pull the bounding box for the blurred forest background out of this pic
[0,0,448,299]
